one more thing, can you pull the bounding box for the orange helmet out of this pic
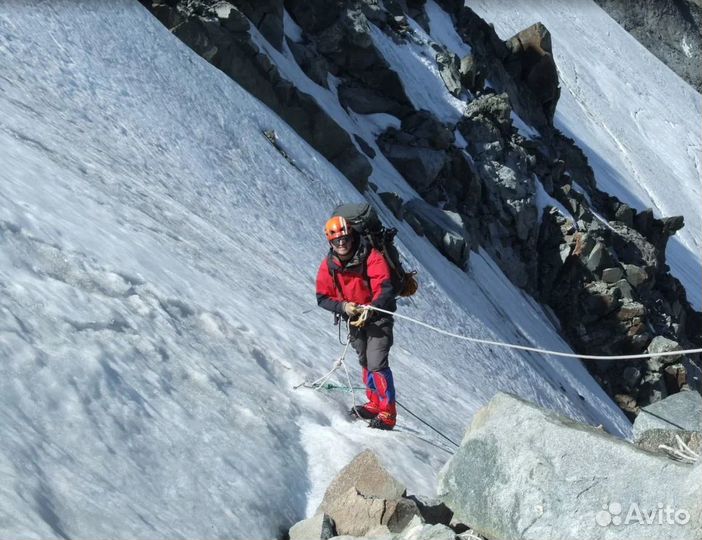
[324,216,350,241]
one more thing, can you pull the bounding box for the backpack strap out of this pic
[330,266,344,298]
[361,255,372,294]
[327,248,372,299]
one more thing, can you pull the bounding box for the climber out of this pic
[315,215,398,430]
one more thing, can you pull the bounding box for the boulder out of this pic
[585,242,617,274]
[644,336,682,372]
[613,279,634,300]
[438,392,702,540]
[459,54,483,92]
[322,487,420,536]
[503,22,560,122]
[462,93,513,140]
[405,199,470,267]
[633,390,702,440]
[338,81,410,116]
[319,450,406,510]
[601,267,623,283]
[614,203,635,227]
[610,223,659,271]
[623,264,648,287]
[400,111,455,150]
[406,495,453,525]
[289,513,336,540]
[317,450,422,536]
[230,0,284,49]
[395,522,457,540]
[436,49,462,97]
[380,144,447,190]
[288,40,331,87]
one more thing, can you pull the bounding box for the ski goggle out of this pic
[330,235,352,247]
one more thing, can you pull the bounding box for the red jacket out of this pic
[316,242,396,316]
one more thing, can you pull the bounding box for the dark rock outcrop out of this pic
[503,23,560,122]
[455,9,560,129]
[459,93,538,290]
[530,125,701,415]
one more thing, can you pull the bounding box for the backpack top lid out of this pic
[332,202,382,235]
[329,202,417,298]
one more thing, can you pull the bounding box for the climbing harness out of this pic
[360,305,702,361]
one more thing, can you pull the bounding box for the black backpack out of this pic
[331,202,417,297]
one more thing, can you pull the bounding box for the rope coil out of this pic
[361,305,702,361]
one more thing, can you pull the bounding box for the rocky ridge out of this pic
[140,0,701,416]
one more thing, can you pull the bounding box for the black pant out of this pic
[349,316,394,371]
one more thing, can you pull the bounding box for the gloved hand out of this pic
[343,302,359,317]
[349,305,370,328]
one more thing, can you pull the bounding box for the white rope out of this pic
[339,351,359,417]
[293,340,351,390]
[659,434,700,463]
[293,337,366,422]
[361,305,702,361]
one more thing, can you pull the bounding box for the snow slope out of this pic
[469,0,702,309]
[0,2,633,538]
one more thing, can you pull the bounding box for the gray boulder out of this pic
[289,513,336,540]
[609,222,659,271]
[401,111,455,150]
[462,93,513,141]
[406,495,453,525]
[644,336,682,373]
[380,144,446,190]
[436,49,462,97]
[328,519,456,540]
[338,81,410,116]
[230,0,284,49]
[405,199,470,267]
[601,267,623,283]
[633,390,702,440]
[395,521,457,540]
[459,54,483,92]
[438,392,702,540]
